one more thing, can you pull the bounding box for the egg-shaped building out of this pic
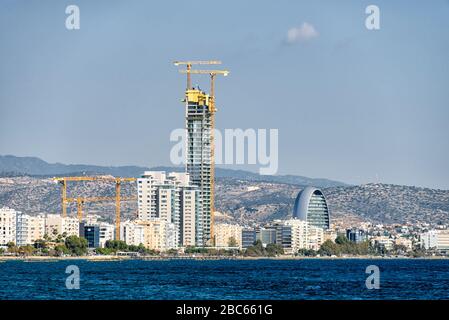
[293,187,330,230]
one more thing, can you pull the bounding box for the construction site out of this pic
[51,60,229,245]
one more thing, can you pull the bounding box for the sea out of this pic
[0,259,448,300]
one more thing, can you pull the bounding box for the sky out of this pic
[0,0,448,189]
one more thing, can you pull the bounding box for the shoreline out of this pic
[1,255,448,262]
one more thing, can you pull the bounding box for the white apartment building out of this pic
[121,220,145,246]
[138,219,177,251]
[45,214,79,238]
[282,219,309,254]
[0,207,17,246]
[214,223,243,248]
[308,225,324,251]
[16,212,45,246]
[137,171,202,247]
[98,222,115,248]
[421,230,449,251]
[371,236,394,250]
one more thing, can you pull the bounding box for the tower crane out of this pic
[173,60,222,90]
[65,196,137,222]
[53,176,136,240]
[177,68,229,243]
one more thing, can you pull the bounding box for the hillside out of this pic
[0,175,448,227]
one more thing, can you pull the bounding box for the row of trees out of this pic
[95,240,158,255]
[297,235,427,257]
[244,240,284,257]
[2,235,88,257]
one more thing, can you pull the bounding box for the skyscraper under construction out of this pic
[175,61,228,246]
[185,88,213,245]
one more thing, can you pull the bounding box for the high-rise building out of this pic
[293,187,330,230]
[137,171,202,246]
[185,89,214,245]
[0,207,17,246]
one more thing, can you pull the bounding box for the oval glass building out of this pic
[293,187,330,230]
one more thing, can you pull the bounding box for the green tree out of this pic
[6,241,17,254]
[54,244,70,256]
[228,237,238,247]
[34,239,47,250]
[18,245,35,256]
[318,240,339,256]
[65,236,88,256]
[105,240,128,251]
[335,235,349,245]
[265,243,284,257]
[297,248,317,257]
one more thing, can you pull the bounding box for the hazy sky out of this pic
[1,0,448,189]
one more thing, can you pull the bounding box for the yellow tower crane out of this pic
[177,68,229,244]
[173,60,222,90]
[53,176,136,240]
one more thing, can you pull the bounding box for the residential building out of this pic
[420,230,449,251]
[16,212,45,246]
[44,214,79,238]
[138,219,177,251]
[121,220,145,246]
[0,207,17,246]
[137,171,202,247]
[308,225,324,251]
[241,228,257,249]
[214,223,242,248]
[371,236,394,251]
[273,219,308,255]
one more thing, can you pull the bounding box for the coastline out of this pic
[1,255,448,262]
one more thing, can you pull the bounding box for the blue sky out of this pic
[0,0,448,189]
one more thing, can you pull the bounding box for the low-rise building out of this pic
[45,214,79,238]
[256,228,277,247]
[241,228,257,249]
[420,230,449,251]
[16,212,45,246]
[308,225,324,251]
[214,223,242,248]
[371,236,394,251]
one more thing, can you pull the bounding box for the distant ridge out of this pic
[0,155,347,188]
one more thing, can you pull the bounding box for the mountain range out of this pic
[1,155,448,227]
[0,155,347,188]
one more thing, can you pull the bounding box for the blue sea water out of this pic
[0,259,448,300]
